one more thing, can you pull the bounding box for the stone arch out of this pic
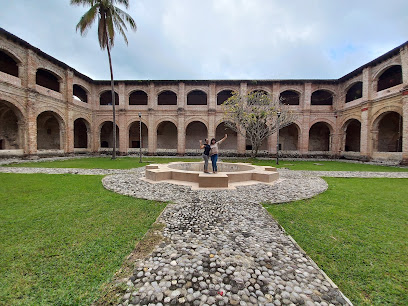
[376,65,403,91]
[279,90,300,105]
[187,90,207,105]
[158,90,177,105]
[129,90,148,105]
[249,89,270,95]
[99,121,119,148]
[311,90,333,105]
[0,49,20,77]
[217,90,234,105]
[36,68,61,92]
[37,111,65,150]
[372,111,403,152]
[74,118,90,149]
[343,119,361,152]
[100,90,119,105]
[345,82,363,102]
[216,122,237,150]
[128,120,148,148]
[185,121,208,150]
[157,121,177,149]
[0,100,24,150]
[309,122,333,151]
[279,123,300,151]
[73,84,88,103]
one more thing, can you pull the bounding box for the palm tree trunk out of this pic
[106,42,116,159]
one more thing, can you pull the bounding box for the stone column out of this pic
[178,82,185,109]
[240,82,247,96]
[401,46,408,87]
[148,111,156,154]
[402,92,408,163]
[360,104,371,159]
[118,110,127,154]
[118,82,125,109]
[269,133,277,154]
[209,83,216,110]
[66,107,74,153]
[299,112,310,154]
[303,83,312,111]
[177,109,185,155]
[208,110,216,139]
[362,67,371,101]
[148,83,156,109]
[26,91,37,155]
[26,49,37,90]
[237,132,246,155]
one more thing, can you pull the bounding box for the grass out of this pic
[229,158,408,172]
[4,157,201,170]
[4,156,408,172]
[0,173,166,305]
[264,178,408,305]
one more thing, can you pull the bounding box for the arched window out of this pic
[311,90,333,105]
[377,65,402,91]
[36,69,60,92]
[100,90,119,105]
[0,50,19,77]
[158,91,177,105]
[280,90,300,105]
[129,90,148,105]
[217,90,233,105]
[73,84,88,103]
[187,90,207,105]
[345,82,363,102]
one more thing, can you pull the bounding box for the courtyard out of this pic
[0,157,407,305]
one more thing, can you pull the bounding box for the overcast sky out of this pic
[1,0,407,80]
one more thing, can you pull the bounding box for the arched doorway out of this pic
[309,122,331,151]
[185,121,207,150]
[37,111,64,150]
[279,123,299,151]
[376,112,402,152]
[216,122,237,151]
[100,122,119,148]
[344,119,361,152]
[129,121,148,148]
[0,100,23,150]
[74,118,90,149]
[187,90,207,105]
[157,121,177,150]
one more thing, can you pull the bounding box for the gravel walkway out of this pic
[3,166,407,305]
[102,169,352,306]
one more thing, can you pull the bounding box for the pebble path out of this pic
[2,163,407,305]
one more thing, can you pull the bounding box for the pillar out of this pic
[148,112,156,154]
[26,92,37,155]
[177,110,185,155]
[402,93,408,163]
[360,104,371,158]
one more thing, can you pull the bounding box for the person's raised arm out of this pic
[199,139,205,149]
[218,134,228,144]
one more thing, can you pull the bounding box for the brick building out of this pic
[0,28,407,163]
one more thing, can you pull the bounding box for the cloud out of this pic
[1,0,407,80]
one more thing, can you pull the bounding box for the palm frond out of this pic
[76,4,98,36]
[113,0,130,9]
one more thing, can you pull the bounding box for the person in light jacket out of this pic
[210,134,227,173]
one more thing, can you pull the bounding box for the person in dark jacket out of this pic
[199,138,211,173]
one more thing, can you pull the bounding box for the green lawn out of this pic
[264,178,408,305]
[3,157,201,169]
[4,156,408,172]
[229,158,408,172]
[0,173,166,305]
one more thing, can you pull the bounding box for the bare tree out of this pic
[222,91,296,157]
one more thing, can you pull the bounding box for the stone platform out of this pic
[144,162,279,189]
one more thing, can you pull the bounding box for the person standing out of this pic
[199,138,211,173]
[210,134,228,173]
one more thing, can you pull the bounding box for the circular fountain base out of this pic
[144,162,279,189]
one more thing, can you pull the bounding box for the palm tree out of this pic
[71,0,136,159]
